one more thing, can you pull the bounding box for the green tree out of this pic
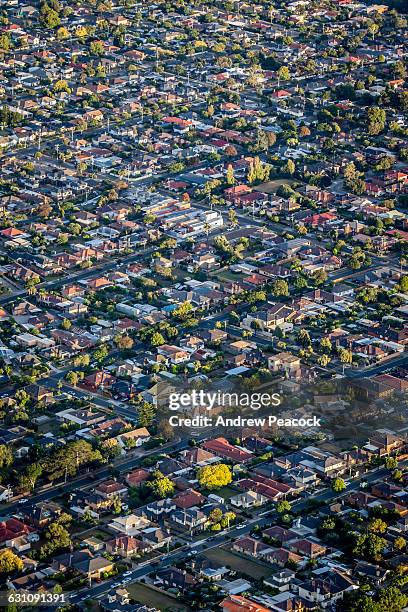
[277,65,290,82]
[15,389,29,407]
[68,222,81,236]
[276,500,292,513]
[56,26,69,40]
[100,438,121,461]
[248,290,266,304]
[151,332,165,347]
[0,445,13,469]
[90,40,104,56]
[338,348,353,369]
[367,22,379,40]
[45,440,102,482]
[285,159,295,175]
[157,418,175,440]
[143,213,156,225]
[220,511,236,528]
[294,276,308,290]
[321,517,336,531]
[54,79,71,93]
[394,536,406,551]
[378,586,408,612]
[393,469,403,482]
[138,402,155,427]
[297,329,311,347]
[312,269,327,286]
[19,463,42,492]
[317,354,331,367]
[385,456,398,470]
[40,520,72,558]
[344,161,364,193]
[173,301,193,321]
[368,518,387,534]
[93,344,109,362]
[0,549,24,575]
[114,335,134,350]
[39,3,61,28]
[228,208,238,228]
[0,34,11,51]
[147,471,174,499]
[209,508,223,524]
[214,235,234,257]
[353,532,386,561]
[399,275,408,293]
[393,60,407,79]
[111,494,122,515]
[65,371,79,386]
[331,477,346,493]
[367,107,386,136]
[272,279,289,297]
[226,164,235,186]
[320,337,332,354]
[343,586,408,612]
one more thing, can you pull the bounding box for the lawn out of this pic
[253,179,293,194]
[212,269,245,283]
[127,583,190,611]
[36,418,61,436]
[77,528,111,541]
[211,486,239,500]
[204,546,274,579]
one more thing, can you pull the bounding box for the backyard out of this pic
[127,582,191,611]
[203,546,274,579]
[253,179,294,194]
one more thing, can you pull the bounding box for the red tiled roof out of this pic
[303,213,337,225]
[173,489,205,509]
[202,438,252,463]
[221,595,270,612]
[237,478,281,500]
[0,227,24,237]
[126,468,150,486]
[0,519,34,543]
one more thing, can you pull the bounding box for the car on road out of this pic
[123,571,132,576]
[236,524,247,529]
[18,498,28,504]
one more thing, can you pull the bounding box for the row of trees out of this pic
[18,440,103,492]
[0,106,25,128]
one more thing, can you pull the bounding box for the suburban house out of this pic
[202,438,253,463]
[108,514,150,536]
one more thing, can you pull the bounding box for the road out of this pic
[0,243,157,306]
[46,375,140,422]
[345,352,408,379]
[194,199,284,234]
[329,254,400,285]
[68,461,399,604]
[0,363,141,423]
[0,438,188,517]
